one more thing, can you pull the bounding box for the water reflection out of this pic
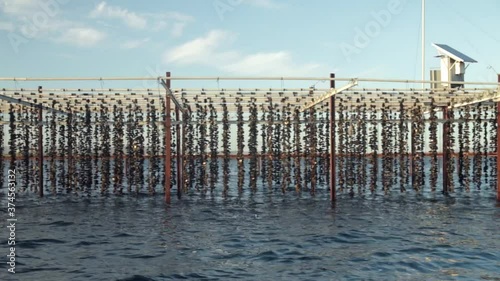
[1,190,499,281]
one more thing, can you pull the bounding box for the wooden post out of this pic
[497,74,500,202]
[410,101,419,191]
[442,106,449,195]
[165,72,172,203]
[175,106,182,199]
[410,121,415,188]
[330,73,336,202]
[38,105,44,197]
[497,101,500,202]
[181,108,187,193]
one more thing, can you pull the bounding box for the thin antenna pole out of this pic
[422,0,426,90]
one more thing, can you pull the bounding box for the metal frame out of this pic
[1,76,499,86]
[0,94,67,114]
[1,73,499,202]
[300,79,358,112]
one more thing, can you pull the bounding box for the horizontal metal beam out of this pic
[0,76,499,86]
[450,90,500,109]
[0,94,67,114]
[2,104,495,113]
[300,79,358,111]
[1,88,495,94]
[1,118,495,126]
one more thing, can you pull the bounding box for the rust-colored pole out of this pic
[38,105,44,197]
[165,72,172,203]
[410,121,415,187]
[497,75,500,202]
[181,110,187,192]
[442,106,449,195]
[330,73,336,202]
[496,102,500,201]
[410,122,415,184]
[175,106,182,199]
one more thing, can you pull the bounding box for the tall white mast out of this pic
[422,0,425,89]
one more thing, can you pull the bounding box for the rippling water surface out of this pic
[1,188,499,281]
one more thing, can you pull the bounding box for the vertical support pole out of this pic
[257,157,261,177]
[181,108,187,192]
[421,0,426,90]
[442,106,449,195]
[410,102,419,190]
[67,112,73,189]
[410,120,415,187]
[38,105,44,197]
[175,106,182,199]
[497,75,500,202]
[330,73,336,202]
[165,72,172,203]
[125,153,128,179]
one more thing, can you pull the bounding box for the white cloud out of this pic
[163,30,323,76]
[19,18,74,39]
[164,30,238,65]
[150,13,193,36]
[0,1,192,49]
[90,2,193,36]
[170,22,186,37]
[0,21,14,31]
[0,0,40,16]
[152,20,167,31]
[0,0,106,49]
[120,37,150,49]
[155,11,193,22]
[90,2,147,29]
[0,0,70,37]
[147,12,194,37]
[223,51,321,76]
[58,27,106,47]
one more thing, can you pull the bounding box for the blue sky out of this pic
[1,0,499,89]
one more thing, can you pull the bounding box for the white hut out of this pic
[431,43,477,89]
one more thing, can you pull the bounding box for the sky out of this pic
[0,0,499,89]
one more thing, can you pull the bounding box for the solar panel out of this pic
[433,43,477,63]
